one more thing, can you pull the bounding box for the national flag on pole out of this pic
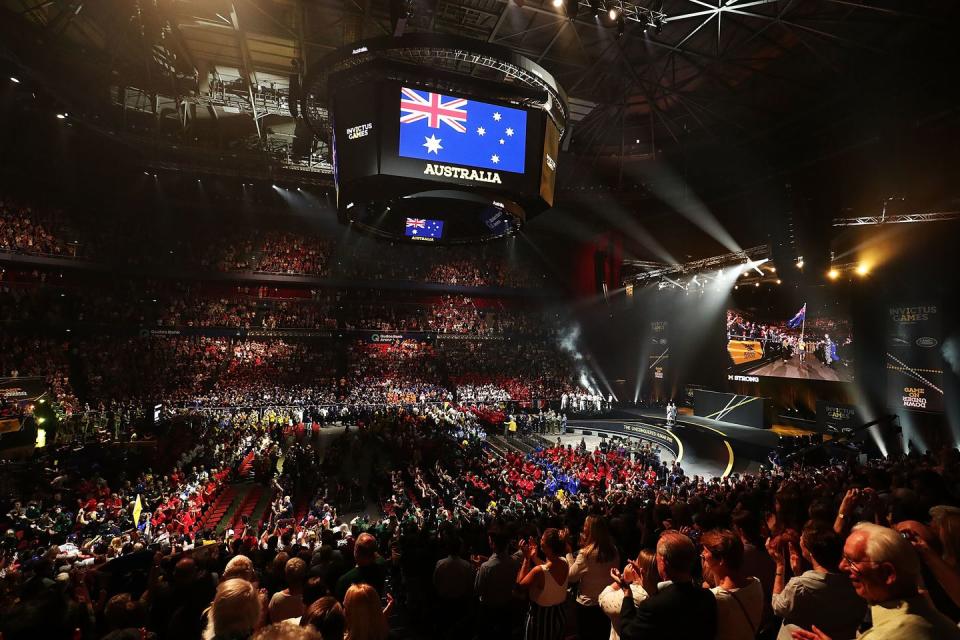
[787,303,806,329]
[133,494,143,527]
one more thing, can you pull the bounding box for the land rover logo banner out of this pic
[886,304,943,412]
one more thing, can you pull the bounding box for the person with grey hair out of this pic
[615,531,717,640]
[792,522,960,640]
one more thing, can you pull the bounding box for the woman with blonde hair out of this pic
[343,583,388,640]
[203,578,262,640]
[567,515,620,640]
[223,555,257,583]
[599,549,659,640]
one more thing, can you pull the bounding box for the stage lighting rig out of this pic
[586,0,667,28]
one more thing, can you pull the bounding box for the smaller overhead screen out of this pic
[404,217,444,240]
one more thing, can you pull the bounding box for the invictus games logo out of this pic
[545,154,556,171]
[423,163,502,184]
[346,123,372,140]
[890,305,936,322]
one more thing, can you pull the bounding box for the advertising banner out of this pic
[816,400,861,434]
[886,304,943,413]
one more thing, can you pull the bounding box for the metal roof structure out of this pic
[1,1,958,258]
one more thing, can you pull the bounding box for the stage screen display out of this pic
[398,87,528,174]
[378,82,544,195]
[886,303,943,412]
[726,303,854,382]
[404,217,444,240]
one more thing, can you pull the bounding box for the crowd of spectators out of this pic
[0,198,86,258]
[0,277,560,338]
[3,399,960,640]
[0,196,551,289]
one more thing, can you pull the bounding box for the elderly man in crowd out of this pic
[793,522,960,640]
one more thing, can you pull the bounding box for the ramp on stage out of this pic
[570,408,779,480]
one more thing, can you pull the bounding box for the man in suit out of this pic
[617,531,718,640]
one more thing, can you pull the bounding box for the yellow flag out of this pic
[133,494,143,527]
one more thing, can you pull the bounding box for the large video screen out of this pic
[398,87,528,174]
[378,82,543,195]
[726,304,854,382]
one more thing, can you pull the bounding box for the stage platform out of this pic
[570,408,780,480]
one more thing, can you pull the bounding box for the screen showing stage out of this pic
[398,87,528,174]
[726,304,854,382]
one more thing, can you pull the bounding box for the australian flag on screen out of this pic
[787,303,806,329]
[405,218,444,239]
[398,87,527,174]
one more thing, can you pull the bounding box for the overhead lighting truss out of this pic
[832,211,960,227]
[624,244,769,284]
[579,1,667,26]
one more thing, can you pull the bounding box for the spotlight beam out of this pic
[750,258,769,275]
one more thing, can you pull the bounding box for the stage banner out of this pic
[816,400,861,434]
[645,321,669,402]
[0,377,47,403]
[367,332,436,344]
[886,304,943,413]
[693,389,767,429]
[568,421,678,457]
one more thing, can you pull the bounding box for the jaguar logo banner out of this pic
[886,304,943,413]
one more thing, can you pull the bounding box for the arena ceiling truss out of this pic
[0,0,953,186]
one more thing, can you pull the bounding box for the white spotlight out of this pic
[10,77,20,84]
[552,0,562,6]
[608,6,618,20]
[751,258,769,276]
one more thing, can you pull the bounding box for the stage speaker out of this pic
[582,430,593,436]
[565,427,574,434]
[599,433,608,439]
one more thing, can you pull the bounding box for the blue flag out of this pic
[787,303,806,329]
[398,87,527,174]
[404,218,444,239]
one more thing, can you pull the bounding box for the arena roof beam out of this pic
[229,2,261,141]
[536,21,569,64]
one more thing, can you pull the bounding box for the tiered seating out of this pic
[195,484,240,534]
[237,450,256,479]
[226,484,263,534]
